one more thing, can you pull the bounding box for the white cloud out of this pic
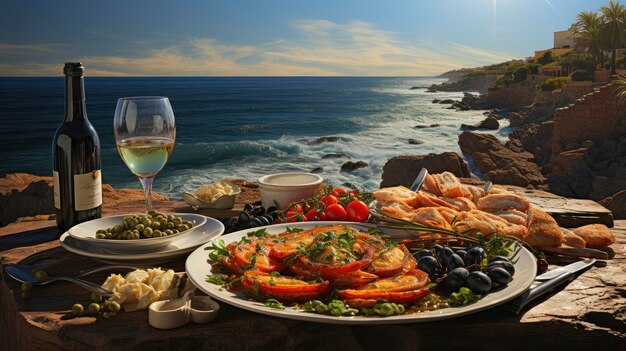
[0,19,516,76]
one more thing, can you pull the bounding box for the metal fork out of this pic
[5,266,114,298]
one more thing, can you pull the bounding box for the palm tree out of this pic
[570,11,604,71]
[599,0,626,76]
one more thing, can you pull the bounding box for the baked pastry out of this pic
[572,224,616,248]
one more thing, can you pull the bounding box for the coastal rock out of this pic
[0,173,170,227]
[307,136,349,145]
[322,153,350,159]
[310,167,324,174]
[428,74,497,95]
[458,131,546,188]
[478,116,499,129]
[599,190,626,220]
[461,116,499,130]
[340,161,368,172]
[342,182,359,190]
[439,99,455,104]
[0,173,54,227]
[413,124,441,129]
[380,152,471,188]
[408,139,423,145]
[432,99,441,103]
[508,112,525,127]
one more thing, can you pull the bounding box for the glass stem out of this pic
[139,177,154,212]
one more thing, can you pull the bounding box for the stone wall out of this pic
[552,84,626,156]
[548,84,626,200]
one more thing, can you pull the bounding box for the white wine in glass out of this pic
[114,97,176,211]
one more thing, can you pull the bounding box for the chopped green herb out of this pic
[247,228,269,238]
[264,299,285,310]
[286,227,304,233]
[205,274,228,286]
[205,239,230,262]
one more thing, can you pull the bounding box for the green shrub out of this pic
[512,66,529,82]
[538,51,553,66]
[540,77,570,91]
[570,70,593,81]
[526,63,539,74]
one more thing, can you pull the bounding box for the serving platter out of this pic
[185,221,537,325]
[67,213,208,254]
[61,216,224,264]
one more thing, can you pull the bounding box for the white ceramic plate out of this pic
[61,216,224,264]
[68,213,208,254]
[186,221,536,325]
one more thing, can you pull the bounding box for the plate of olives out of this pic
[68,212,207,254]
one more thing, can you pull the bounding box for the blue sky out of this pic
[0,0,614,76]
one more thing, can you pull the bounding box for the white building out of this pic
[554,29,575,49]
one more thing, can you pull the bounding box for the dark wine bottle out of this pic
[53,62,102,231]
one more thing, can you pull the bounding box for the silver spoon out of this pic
[5,266,114,298]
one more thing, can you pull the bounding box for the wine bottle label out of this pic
[74,170,102,211]
[53,171,61,209]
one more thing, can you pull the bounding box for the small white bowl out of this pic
[182,183,241,210]
[149,298,191,330]
[190,296,220,323]
[257,172,323,209]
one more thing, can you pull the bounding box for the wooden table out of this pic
[1,201,625,351]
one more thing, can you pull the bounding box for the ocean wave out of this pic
[167,140,301,166]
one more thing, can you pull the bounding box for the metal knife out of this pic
[505,258,596,314]
[409,168,429,192]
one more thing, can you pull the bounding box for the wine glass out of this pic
[113,97,176,212]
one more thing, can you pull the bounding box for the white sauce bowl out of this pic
[257,173,323,209]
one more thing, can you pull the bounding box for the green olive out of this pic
[21,282,33,293]
[172,217,182,225]
[96,229,107,235]
[143,227,154,238]
[135,224,145,232]
[96,233,106,239]
[34,270,48,283]
[132,232,141,240]
[107,301,121,313]
[90,293,103,303]
[148,210,156,216]
[176,224,188,232]
[72,303,84,315]
[88,303,100,313]
[165,222,175,229]
[167,214,175,221]
[142,218,152,227]
[164,229,174,236]
[153,230,163,237]
[105,232,114,239]
[183,220,193,227]
[30,269,39,276]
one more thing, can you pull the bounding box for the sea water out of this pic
[0,77,512,198]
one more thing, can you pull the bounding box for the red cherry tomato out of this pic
[331,188,348,196]
[349,192,357,200]
[305,209,320,221]
[318,211,327,221]
[325,204,347,221]
[283,204,303,213]
[285,211,297,222]
[320,195,338,207]
[346,200,369,222]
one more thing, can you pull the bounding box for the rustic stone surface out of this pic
[1,209,624,350]
[458,131,547,188]
[380,153,471,188]
[600,190,626,220]
[340,161,368,172]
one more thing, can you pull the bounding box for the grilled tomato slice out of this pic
[336,270,430,307]
[241,271,331,302]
